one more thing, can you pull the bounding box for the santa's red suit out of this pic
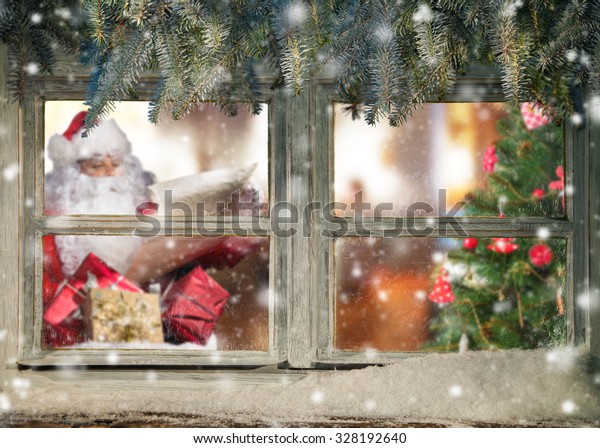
[43,112,250,348]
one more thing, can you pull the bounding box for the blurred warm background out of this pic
[334,103,507,351]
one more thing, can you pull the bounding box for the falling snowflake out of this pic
[448,384,463,397]
[374,23,394,45]
[377,290,389,302]
[30,12,43,24]
[12,377,31,400]
[0,394,10,412]
[24,62,39,75]
[432,251,444,264]
[545,346,579,372]
[165,239,176,249]
[310,390,324,405]
[364,399,377,411]
[54,7,72,20]
[106,352,119,365]
[412,3,433,23]
[561,400,579,414]
[565,50,578,62]
[3,163,19,182]
[286,2,307,27]
[146,370,158,382]
[493,301,513,314]
[537,227,550,239]
[570,114,583,126]
[414,290,426,301]
[351,265,362,278]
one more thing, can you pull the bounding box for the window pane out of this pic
[42,234,269,350]
[334,237,566,352]
[44,101,268,216]
[334,103,564,217]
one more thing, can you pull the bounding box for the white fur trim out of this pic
[47,133,75,168]
[47,119,132,166]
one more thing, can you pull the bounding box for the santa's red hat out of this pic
[47,111,132,168]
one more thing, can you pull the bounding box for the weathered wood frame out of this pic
[303,80,597,367]
[1,48,599,377]
[14,74,288,367]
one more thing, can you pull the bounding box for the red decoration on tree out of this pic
[529,244,553,268]
[482,145,498,172]
[428,269,456,304]
[548,166,564,191]
[487,238,519,254]
[521,102,551,130]
[463,238,479,251]
[532,188,545,199]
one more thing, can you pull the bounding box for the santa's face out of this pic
[79,155,124,177]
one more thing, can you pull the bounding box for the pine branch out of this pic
[84,29,154,129]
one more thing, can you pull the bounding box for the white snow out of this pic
[285,2,308,27]
[106,352,119,365]
[571,113,584,126]
[565,50,578,62]
[432,251,445,264]
[30,13,43,24]
[448,384,463,398]
[2,349,600,425]
[24,62,39,76]
[413,4,433,23]
[537,227,551,239]
[3,163,19,182]
[0,394,10,413]
[561,400,579,415]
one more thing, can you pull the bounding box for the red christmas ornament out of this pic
[482,145,498,172]
[521,102,551,130]
[463,238,479,251]
[548,166,564,191]
[532,188,545,199]
[487,238,519,254]
[428,269,456,304]
[529,244,553,268]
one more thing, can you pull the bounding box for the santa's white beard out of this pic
[47,159,151,277]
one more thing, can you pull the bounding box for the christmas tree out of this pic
[426,104,567,351]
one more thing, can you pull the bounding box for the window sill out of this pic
[2,349,599,427]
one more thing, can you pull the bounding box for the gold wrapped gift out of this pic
[85,288,163,343]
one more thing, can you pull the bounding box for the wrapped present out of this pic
[162,265,230,345]
[86,288,162,343]
[43,253,143,347]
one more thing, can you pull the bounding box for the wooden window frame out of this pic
[1,50,599,383]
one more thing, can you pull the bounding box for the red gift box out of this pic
[43,252,143,347]
[162,266,230,345]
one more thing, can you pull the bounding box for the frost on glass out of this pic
[334,103,564,218]
[334,237,566,352]
[42,234,269,351]
[44,101,269,216]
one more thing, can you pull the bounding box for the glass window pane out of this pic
[335,237,566,352]
[334,103,564,217]
[42,234,269,351]
[44,101,268,216]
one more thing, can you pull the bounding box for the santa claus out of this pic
[45,111,155,277]
[43,111,258,348]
